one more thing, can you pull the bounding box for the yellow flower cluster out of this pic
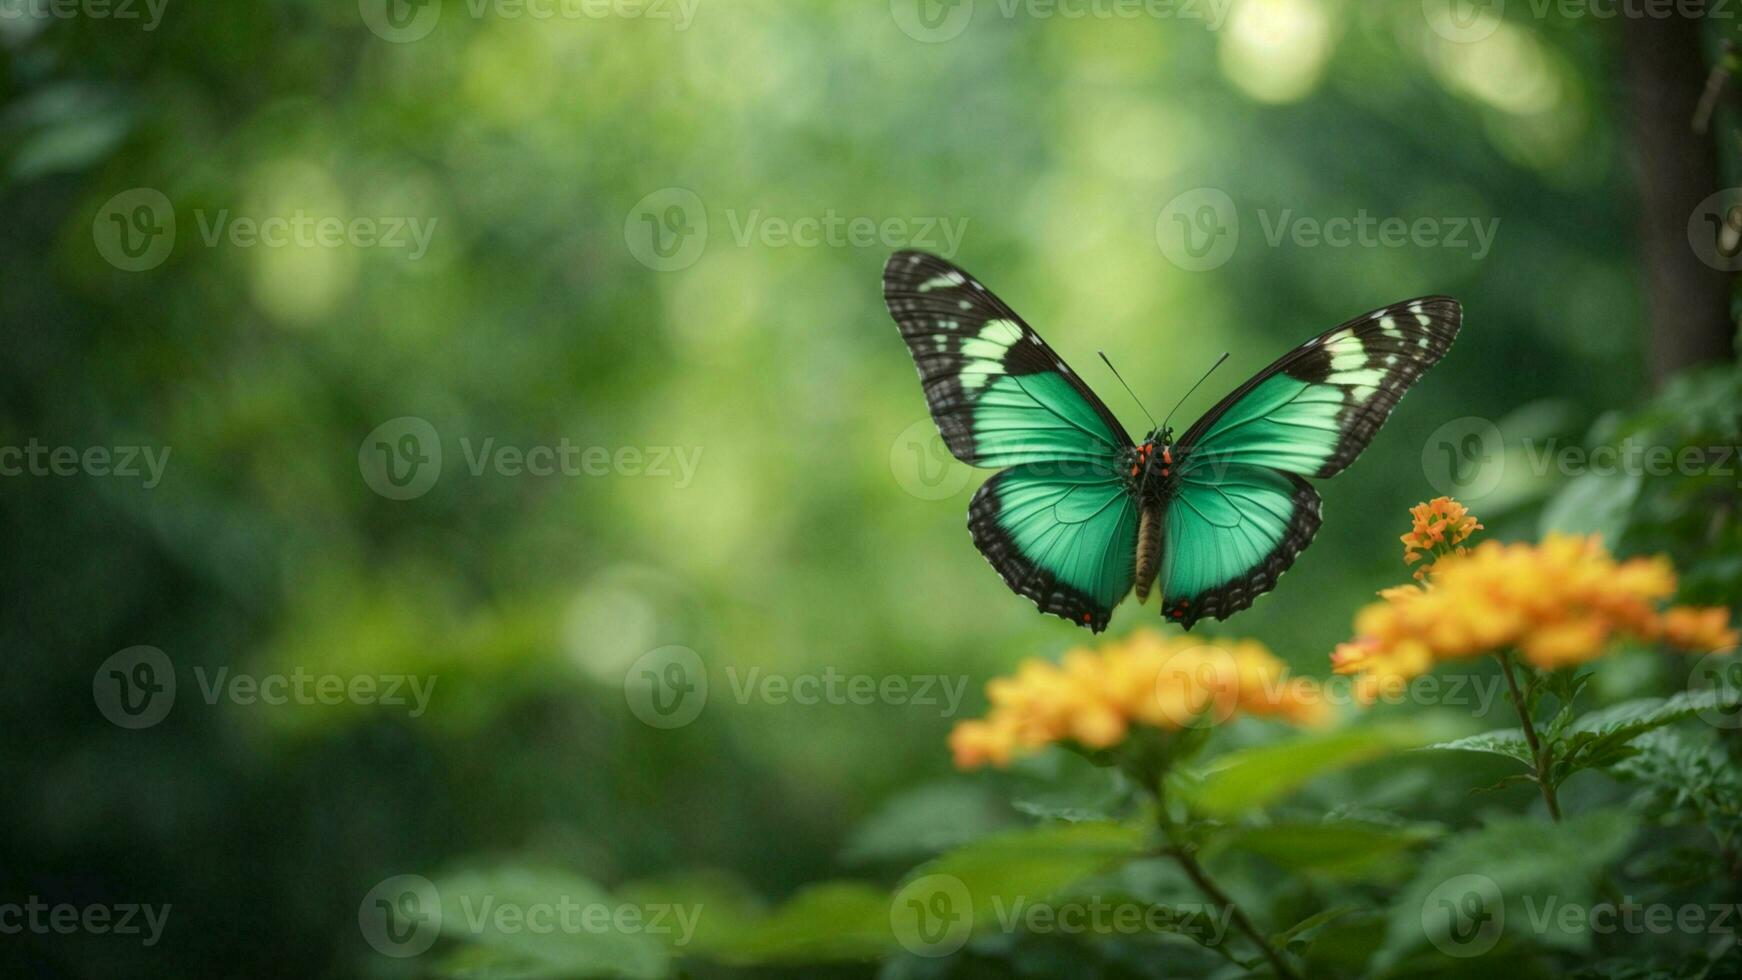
[1402,496,1483,578]
[1333,501,1738,701]
[950,630,1327,769]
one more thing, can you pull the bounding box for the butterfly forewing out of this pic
[1180,297,1462,479]
[882,251,1134,469]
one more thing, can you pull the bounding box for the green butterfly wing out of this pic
[883,251,1133,470]
[884,251,1138,631]
[1180,297,1463,479]
[1158,466,1321,627]
[969,464,1139,632]
[1160,297,1462,629]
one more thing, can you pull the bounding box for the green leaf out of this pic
[1566,687,1739,740]
[432,867,669,980]
[1420,728,1533,766]
[696,881,891,964]
[614,869,765,955]
[692,822,1147,966]
[1539,469,1640,544]
[1210,820,1443,881]
[1554,687,1742,783]
[1181,716,1473,815]
[1609,728,1742,844]
[916,821,1148,911]
[1377,808,1637,972]
[838,781,1015,864]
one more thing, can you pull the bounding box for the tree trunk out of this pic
[1621,20,1736,386]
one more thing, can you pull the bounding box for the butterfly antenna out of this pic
[1161,352,1230,432]
[1097,350,1156,430]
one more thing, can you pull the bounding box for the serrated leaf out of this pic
[1566,688,1738,739]
[1610,728,1742,844]
[1555,687,1742,783]
[1420,729,1533,766]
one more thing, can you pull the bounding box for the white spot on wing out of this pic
[917,271,965,293]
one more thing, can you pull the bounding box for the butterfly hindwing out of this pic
[1179,297,1462,479]
[969,463,1138,633]
[883,251,1133,469]
[1160,296,1462,629]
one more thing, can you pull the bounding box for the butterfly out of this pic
[883,250,1462,633]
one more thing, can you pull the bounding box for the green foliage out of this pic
[1427,686,1742,792]
[1378,809,1638,970]
[1181,715,1473,815]
[1208,820,1443,881]
[433,868,670,979]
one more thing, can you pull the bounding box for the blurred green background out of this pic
[2,0,1732,975]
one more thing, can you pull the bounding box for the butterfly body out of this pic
[1125,432,1177,605]
[884,250,1460,634]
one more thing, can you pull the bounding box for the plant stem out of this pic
[1164,844,1302,980]
[1497,650,1563,823]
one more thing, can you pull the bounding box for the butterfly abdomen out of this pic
[1134,502,1162,603]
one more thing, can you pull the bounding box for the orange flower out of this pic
[951,630,1327,770]
[1332,499,1736,701]
[1660,605,1740,653]
[1401,496,1484,576]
